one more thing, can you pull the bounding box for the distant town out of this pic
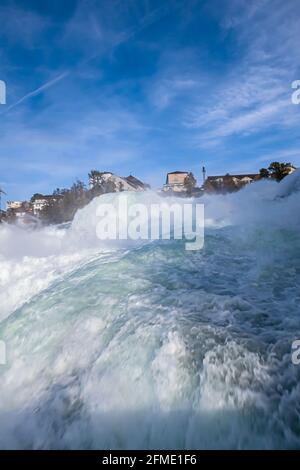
[0,162,296,226]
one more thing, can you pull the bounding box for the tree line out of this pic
[259,162,295,181]
[39,172,120,225]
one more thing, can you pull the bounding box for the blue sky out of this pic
[0,0,300,201]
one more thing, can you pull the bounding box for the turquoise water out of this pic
[0,177,300,449]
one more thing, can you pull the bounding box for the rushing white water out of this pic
[0,172,300,449]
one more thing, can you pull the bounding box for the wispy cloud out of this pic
[2,1,181,116]
[1,0,300,200]
[182,0,300,149]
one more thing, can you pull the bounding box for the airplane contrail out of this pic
[1,71,70,114]
[1,2,182,115]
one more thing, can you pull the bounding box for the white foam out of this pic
[1,174,300,449]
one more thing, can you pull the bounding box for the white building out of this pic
[6,201,23,210]
[32,197,48,215]
[31,195,61,216]
[88,171,149,192]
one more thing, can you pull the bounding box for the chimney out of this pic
[202,166,206,184]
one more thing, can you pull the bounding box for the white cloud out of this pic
[183,0,300,148]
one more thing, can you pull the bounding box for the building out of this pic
[203,173,260,193]
[31,195,48,215]
[5,201,32,221]
[163,171,196,193]
[125,175,150,190]
[88,171,150,192]
[13,208,29,218]
[283,164,296,175]
[31,194,62,216]
[6,201,23,210]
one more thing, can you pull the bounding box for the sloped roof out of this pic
[206,173,259,180]
[125,175,149,188]
[167,171,189,175]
